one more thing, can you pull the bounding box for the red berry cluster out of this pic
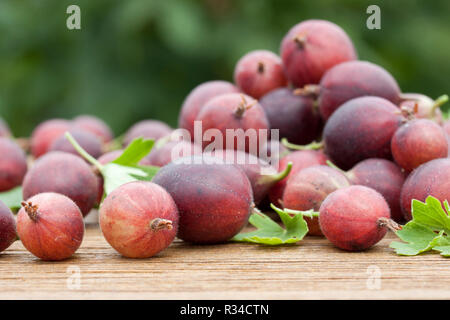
[1,19,449,260]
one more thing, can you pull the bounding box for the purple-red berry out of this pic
[123,120,172,146]
[195,93,269,153]
[391,119,448,172]
[280,19,357,88]
[0,200,17,253]
[50,129,103,159]
[234,50,287,99]
[211,149,286,205]
[178,81,240,138]
[22,152,99,216]
[72,115,114,143]
[283,165,350,235]
[346,159,406,222]
[0,137,28,192]
[269,150,329,206]
[100,181,179,258]
[259,88,322,145]
[400,158,450,220]
[17,193,85,261]
[324,96,403,170]
[319,185,391,251]
[153,156,253,244]
[315,61,401,120]
[30,119,71,158]
[399,93,446,124]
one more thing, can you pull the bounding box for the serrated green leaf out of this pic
[390,221,438,255]
[112,138,155,167]
[232,205,310,245]
[101,163,148,195]
[0,186,23,210]
[433,246,450,257]
[411,197,450,234]
[428,231,448,246]
[67,133,159,198]
[100,139,160,195]
[389,196,450,258]
[133,165,160,180]
[429,233,450,257]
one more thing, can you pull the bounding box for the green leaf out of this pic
[66,132,159,197]
[429,233,450,257]
[101,163,148,195]
[101,163,160,195]
[411,197,450,234]
[133,165,160,180]
[232,205,311,245]
[0,186,23,210]
[112,138,155,167]
[389,196,450,257]
[390,221,438,255]
[434,246,450,257]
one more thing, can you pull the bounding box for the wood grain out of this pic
[0,219,448,300]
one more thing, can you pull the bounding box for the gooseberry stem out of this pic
[293,84,320,97]
[270,203,318,218]
[65,132,103,171]
[150,218,173,231]
[281,138,323,150]
[430,94,449,116]
[377,217,402,233]
[325,160,346,175]
[258,162,293,186]
[21,201,39,222]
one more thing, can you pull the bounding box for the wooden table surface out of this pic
[0,216,449,300]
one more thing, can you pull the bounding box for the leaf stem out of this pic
[281,138,323,150]
[430,94,449,116]
[270,203,318,218]
[293,84,320,97]
[258,162,293,187]
[326,160,346,174]
[65,132,103,171]
[272,162,292,181]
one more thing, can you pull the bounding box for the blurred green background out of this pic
[0,0,449,137]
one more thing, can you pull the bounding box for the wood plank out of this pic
[0,222,448,300]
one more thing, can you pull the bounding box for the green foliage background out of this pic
[0,0,449,137]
